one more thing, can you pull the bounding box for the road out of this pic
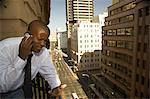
[51,49,88,99]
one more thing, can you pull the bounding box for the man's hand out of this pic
[48,84,67,99]
[18,36,33,60]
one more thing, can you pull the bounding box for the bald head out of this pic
[27,20,50,53]
[28,20,50,36]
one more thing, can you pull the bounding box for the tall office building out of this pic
[66,0,94,38]
[95,0,150,98]
[66,0,94,59]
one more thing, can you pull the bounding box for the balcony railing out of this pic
[32,73,50,99]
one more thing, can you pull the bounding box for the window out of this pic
[112,29,117,35]
[117,29,121,35]
[128,14,134,21]
[135,88,138,96]
[145,25,149,35]
[142,60,146,69]
[138,9,143,17]
[140,92,144,98]
[144,43,147,52]
[125,27,133,35]
[138,26,142,34]
[141,76,144,85]
[107,41,116,47]
[120,28,125,35]
[136,74,139,82]
[145,6,149,16]
[107,30,113,35]
[137,43,141,51]
[137,59,140,67]
[117,41,125,48]
[125,42,133,50]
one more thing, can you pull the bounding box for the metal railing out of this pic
[32,73,50,99]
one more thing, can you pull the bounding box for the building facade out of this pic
[56,28,67,50]
[99,0,149,98]
[66,0,94,38]
[71,21,101,74]
[66,0,94,59]
[0,0,50,40]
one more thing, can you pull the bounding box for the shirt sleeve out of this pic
[39,49,61,90]
[0,46,26,92]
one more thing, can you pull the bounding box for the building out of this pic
[66,0,94,59]
[66,0,94,38]
[92,12,108,50]
[71,21,101,74]
[95,0,150,98]
[112,0,120,4]
[0,0,50,40]
[56,28,67,50]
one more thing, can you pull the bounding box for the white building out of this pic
[56,28,67,50]
[71,21,101,64]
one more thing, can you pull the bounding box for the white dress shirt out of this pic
[0,37,61,93]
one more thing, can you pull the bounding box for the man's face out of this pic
[31,27,49,53]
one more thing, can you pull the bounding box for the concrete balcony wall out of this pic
[0,0,50,40]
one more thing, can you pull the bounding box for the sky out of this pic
[48,0,112,33]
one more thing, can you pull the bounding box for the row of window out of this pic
[105,14,134,26]
[103,40,133,50]
[80,34,100,38]
[102,68,130,90]
[82,53,100,58]
[103,27,133,36]
[80,49,99,53]
[80,58,100,63]
[102,59,132,78]
[80,64,99,68]
[80,39,100,43]
[79,44,100,48]
[110,1,136,16]
[102,50,133,64]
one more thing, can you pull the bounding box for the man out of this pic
[0,20,63,99]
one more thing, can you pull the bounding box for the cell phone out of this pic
[24,32,31,41]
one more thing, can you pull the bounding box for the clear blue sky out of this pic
[48,0,111,33]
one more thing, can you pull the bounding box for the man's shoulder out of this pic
[1,37,22,48]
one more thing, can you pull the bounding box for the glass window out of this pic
[145,6,149,16]
[141,76,144,85]
[144,43,147,52]
[120,28,125,35]
[117,41,125,48]
[145,25,149,35]
[112,29,117,35]
[125,27,133,35]
[138,8,143,17]
[125,42,133,50]
[136,74,139,82]
[107,30,113,35]
[138,26,142,34]
[117,29,121,35]
[137,43,141,51]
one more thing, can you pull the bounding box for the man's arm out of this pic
[38,49,61,90]
[0,44,26,92]
[39,49,67,98]
[0,36,33,93]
